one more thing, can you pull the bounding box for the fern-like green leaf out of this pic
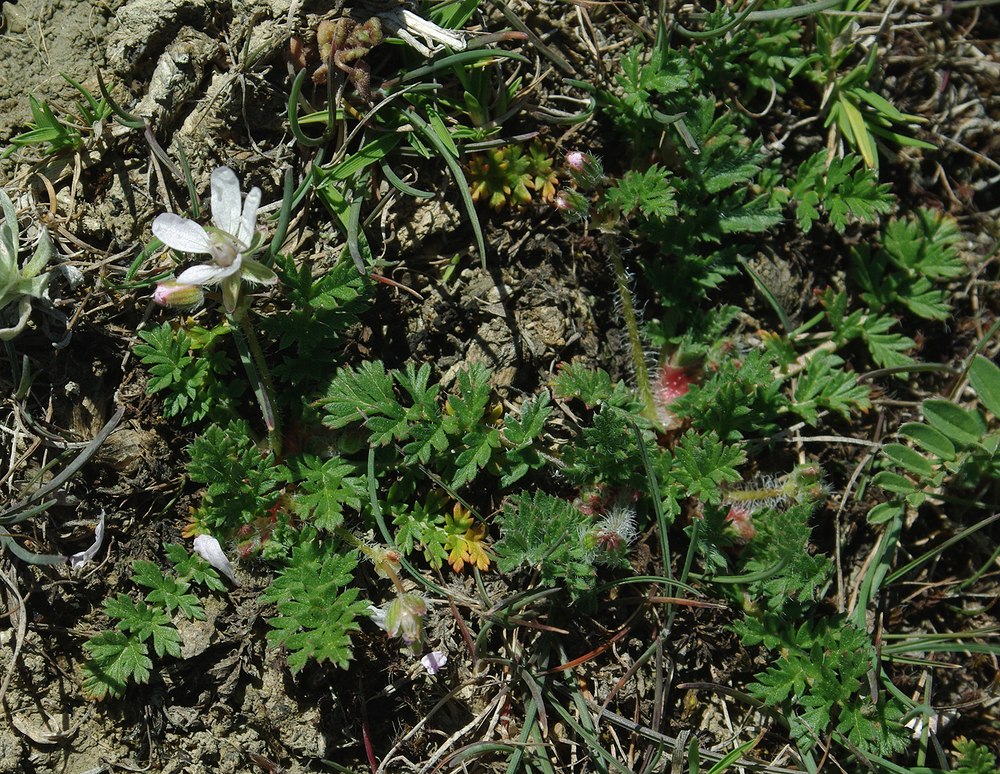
[82,631,151,699]
[132,560,205,620]
[321,361,407,444]
[790,152,893,233]
[288,455,365,531]
[792,350,872,423]
[603,166,678,222]
[263,541,369,672]
[670,430,745,504]
[494,491,595,596]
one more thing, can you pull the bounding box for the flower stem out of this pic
[607,238,657,424]
[230,310,282,457]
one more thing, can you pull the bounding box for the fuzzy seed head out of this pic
[594,505,638,550]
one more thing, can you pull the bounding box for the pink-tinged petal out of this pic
[154,281,204,308]
[210,166,243,237]
[176,262,232,286]
[153,213,212,253]
[238,186,262,245]
[420,651,448,675]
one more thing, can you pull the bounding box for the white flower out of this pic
[420,650,447,675]
[152,166,276,313]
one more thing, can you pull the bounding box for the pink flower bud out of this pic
[553,188,589,222]
[564,152,605,190]
[565,151,586,171]
[725,504,756,543]
[650,364,694,430]
[154,281,204,309]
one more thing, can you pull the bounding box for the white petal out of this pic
[153,214,212,253]
[238,186,262,246]
[210,166,243,237]
[176,262,235,286]
[420,651,448,675]
[70,511,106,569]
[367,603,388,631]
[193,534,240,586]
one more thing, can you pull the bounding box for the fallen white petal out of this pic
[367,602,388,631]
[193,534,240,586]
[420,650,448,675]
[153,214,212,254]
[210,167,243,237]
[399,9,467,51]
[69,511,106,569]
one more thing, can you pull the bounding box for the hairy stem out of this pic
[230,310,282,457]
[607,238,657,425]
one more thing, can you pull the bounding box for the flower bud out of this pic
[154,281,204,309]
[554,188,590,222]
[384,593,427,646]
[651,365,693,431]
[564,151,604,190]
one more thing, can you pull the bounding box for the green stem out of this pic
[229,310,282,457]
[607,238,657,425]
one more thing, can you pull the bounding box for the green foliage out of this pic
[793,0,933,168]
[287,455,366,531]
[636,99,781,308]
[135,322,241,424]
[389,485,451,570]
[735,614,908,756]
[820,289,916,370]
[668,430,745,505]
[562,404,656,491]
[685,2,803,96]
[552,363,638,409]
[322,361,548,491]
[786,151,894,233]
[673,350,788,441]
[164,542,225,592]
[952,738,999,774]
[268,254,370,391]
[0,186,53,340]
[2,77,110,160]
[852,208,964,321]
[602,44,690,153]
[82,547,212,699]
[603,166,677,223]
[870,355,1000,522]
[741,503,832,613]
[467,143,556,210]
[494,491,596,597]
[82,631,152,701]
[186,420,288,534]
[791,350,872,424]
[132,560,206,619]
[262,539,369,673]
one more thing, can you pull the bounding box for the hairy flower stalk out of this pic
[608,239,660,426]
